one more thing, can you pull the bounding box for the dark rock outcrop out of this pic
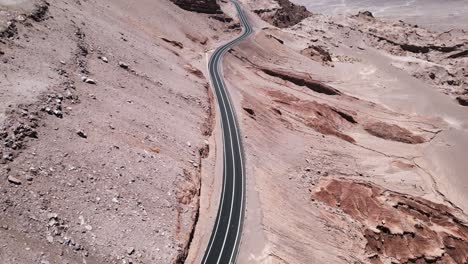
[354,10,375,21]
[456,94,468,106]
[254,0,311,28]
[301,45,332,63]
[358,11,374,18]
[261,68,341,96]
[448,50,468,59]
[170,0,222,14]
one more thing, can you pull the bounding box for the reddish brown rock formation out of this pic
[170,0,222,14]
[313,179,468,264]
[266,90,356,143]
[364,121,425,144]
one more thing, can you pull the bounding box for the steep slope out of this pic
[0,0,238,263]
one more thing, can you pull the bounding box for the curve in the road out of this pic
[202,1,252,264]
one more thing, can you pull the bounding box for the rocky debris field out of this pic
[0,0,239,263]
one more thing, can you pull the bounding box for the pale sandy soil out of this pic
[292,0,468,31]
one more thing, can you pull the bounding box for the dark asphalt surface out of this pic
[201,1,252,264]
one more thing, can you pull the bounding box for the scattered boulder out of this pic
[29,1,50,22]
[127,247,135,255]
[76,130,87,138]
[81,76,96,84]
[0,22,18,39]
[118,61,129,69]
[7,175,22,185]
[99,56,109,63]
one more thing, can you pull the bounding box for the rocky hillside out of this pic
[0,0,237,263]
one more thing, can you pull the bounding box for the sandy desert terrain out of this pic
[1,0,467,263]
[292,0,468,31]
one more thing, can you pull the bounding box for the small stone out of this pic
[305,167,311,172]
[187,141,191,147]
[65,90,73,99]
[44,107,53,114]
[119,61,129,69]
[81,76,96,84]
[85,225,93,231]
[47,213,58,219]
[79,215,85,225]
[112,197,119,203]
[48,219,57,227]
[126,247,135,255]
[100,56,109,63]
[25,175,33,181]
[76,130,87,138]
[7,175,21,185]
[46,235,54,243]
[53,110,63,118]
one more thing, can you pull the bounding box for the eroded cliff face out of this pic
[170,0,222,14]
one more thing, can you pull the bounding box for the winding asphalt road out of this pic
[202,1,252,264]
